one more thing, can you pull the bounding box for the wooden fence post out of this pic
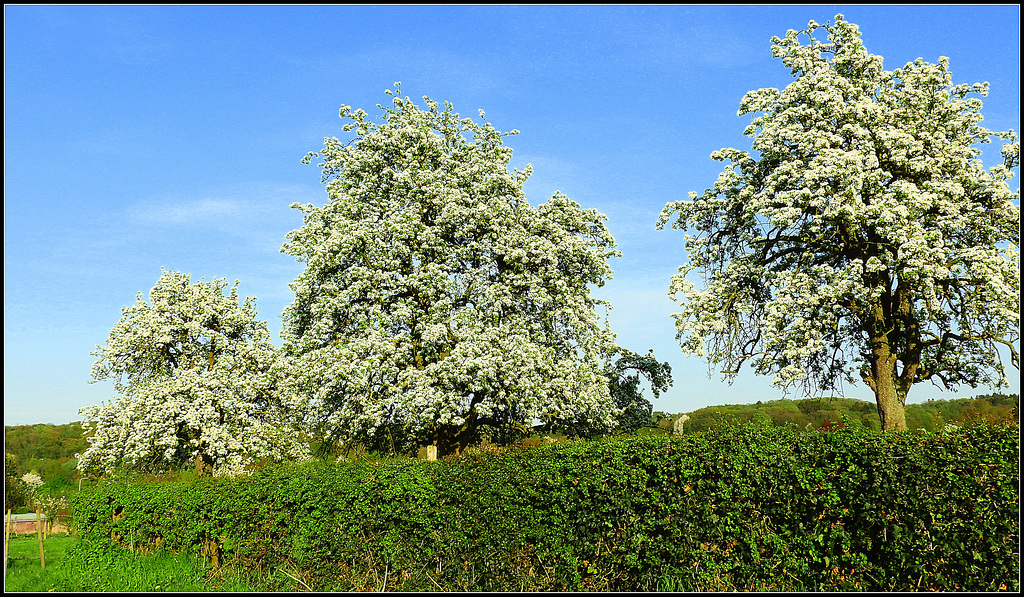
[36,506,45,569]
[4,509,11,579]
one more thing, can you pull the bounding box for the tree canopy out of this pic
[606,349,673,434]
[657,15,1019,430]
[281,86,622,456]
[79,269,309,476]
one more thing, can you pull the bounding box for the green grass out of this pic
[3,533,269,592]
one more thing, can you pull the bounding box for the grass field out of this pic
[3,533,268,592]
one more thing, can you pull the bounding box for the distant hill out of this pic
[4,422,87,486]
[656,393,1018,434]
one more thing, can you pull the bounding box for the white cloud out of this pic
[130,197,244,225]
[127,182,321,231]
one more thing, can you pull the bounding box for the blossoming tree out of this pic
[281,86,621,456]
[657,16,1019,431]
[79,269,309,476]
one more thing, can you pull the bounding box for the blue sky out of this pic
[5,5,1020,426]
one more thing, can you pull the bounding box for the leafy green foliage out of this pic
[2,534,262,592]
[6,452,30,510]
[605,349,673,434]
[5,422,87,487]
[670,394,1018,435]
[70,423,1018,591]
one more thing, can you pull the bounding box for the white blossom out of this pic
[672,414,690,435]
[78,269,310,476]
[281,85,622,456]
[21,472,43,492]
[657,15,1019,431]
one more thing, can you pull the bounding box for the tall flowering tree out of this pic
[79,269,309,476]
[658,16,1019,431]
[281,86,621,456]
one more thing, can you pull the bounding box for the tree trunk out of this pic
[868,335,909,431]
[194,451,214,477]
[874,374,908,431]
[433,414,480,458]
[432,396,486,458]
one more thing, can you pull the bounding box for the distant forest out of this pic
[4,421,86,490]
[4,393,1018,487]
[654,392,1019,435]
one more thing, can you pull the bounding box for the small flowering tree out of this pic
[79,269,309,476]
[658,15,1019,431]
[17,471,65,522]
[282,86,622,456]
[20,472,43,503]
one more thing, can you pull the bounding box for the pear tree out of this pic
[79,269,309,476]
[658,16,1019,431]
[281,86,622,456]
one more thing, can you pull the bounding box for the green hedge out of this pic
[70,423,1019,591]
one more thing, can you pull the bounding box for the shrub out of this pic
[70,423,1019,591]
